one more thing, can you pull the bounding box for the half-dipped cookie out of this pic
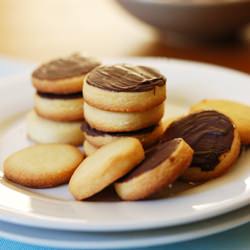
[32,54,100,94]
[83,64,166,112]
[162,110,241,182]
[115,138,193,201]
[81,121,165,148]
[190,99,250,144]
[35,91,83,121]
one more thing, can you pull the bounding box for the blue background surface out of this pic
[0,223,250,250]
[0,57,249,250]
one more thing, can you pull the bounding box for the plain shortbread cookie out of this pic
[69,138,144,200]
[4,144,84,188]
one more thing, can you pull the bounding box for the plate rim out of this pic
[0,205,249,249]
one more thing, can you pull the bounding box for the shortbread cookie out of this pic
[84,102,164,132]
[81,122,165,148]
[162,110,241,182]
[32,54,100,94]
[115,138,193,201]
[35,92,83,121]
[27,110,84,145]
[4,144,84,188]
[83,64,166,112]
[69,138,144,200]
[190,99,250,144]
[83,140,98,156]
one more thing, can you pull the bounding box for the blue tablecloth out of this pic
[0,56,249,250]
[0,223,249,250]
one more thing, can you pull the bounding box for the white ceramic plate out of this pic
[0,205,249,249]
[0,57,249,232]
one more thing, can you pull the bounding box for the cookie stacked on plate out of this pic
[82,64,167,155]
[27,54,100,145]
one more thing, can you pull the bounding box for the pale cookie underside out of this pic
[27,110,84,146]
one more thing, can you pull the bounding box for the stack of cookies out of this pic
[27,54,100,145]
[82,64,167,155]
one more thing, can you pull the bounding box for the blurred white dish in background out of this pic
[117,0,250,43]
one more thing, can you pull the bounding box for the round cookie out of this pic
[190,99,250,144]
[83,140,98,156]
[27,110,84,146]
[162,110,241,182]
[84,102,164,132]
[115,138,193,201]
[81,121,165,148]
[4,144,84,188]
[69,138,144,200]
[83,64,166,112]
[35,92,83,121]
[32,54,100,94]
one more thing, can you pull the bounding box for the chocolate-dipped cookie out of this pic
[83,64,166,112]
[84,102,164,132]
[27,110,84,146]
[81,121,165,148]
[32,54,100,94]
[162,110,241,181]
[35,91,84,121]
[115,138,193,201]
[190,99,250,144]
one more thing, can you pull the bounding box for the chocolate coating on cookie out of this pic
[162,111,234,171]
[120,138,181,182]
[81,122,157,137]
[32,54,100,80]
[86,64,166,92]
[37,91,82,100]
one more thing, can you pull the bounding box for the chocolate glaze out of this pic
[162,111,234,171]
[32,54,100,80]
[86,64,166,92]
[119,138,181,182]
[81,122,157,137]
[37,91,82,100]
